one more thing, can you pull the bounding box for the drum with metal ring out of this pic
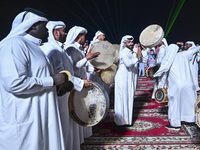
[195,95,200,128]
[57,70,74,96]
[145,65,159,80]
[68,82,110,127]
[89,41,115,69]
[100,63,117,84]
[155,88,168,103]
[139,24,164,48]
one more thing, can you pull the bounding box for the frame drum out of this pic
[100,63,117,84]
[139,24,164,48]
[145,65,159,80]
[89,41,115,69]
[112,44,120,65]
[155,88,168,103]
[195,95,200,128]
[68,82,110,127]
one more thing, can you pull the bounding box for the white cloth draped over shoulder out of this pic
[154,44,200,127]
[40,21,85,150]
[0,12,65,150]
[114,35,138,125]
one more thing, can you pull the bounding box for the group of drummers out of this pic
[1,7,200,150]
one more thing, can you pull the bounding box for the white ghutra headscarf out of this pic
[64,26,87,50]
[118,35,134,59]
[1,10,48,45]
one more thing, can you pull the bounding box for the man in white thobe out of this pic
[65,26,100,138]
[0,8,66,150]
[185,41,200,91]
[87,30,110,94]
[152,38,168,99]
[40,21,93,150]
[114,35,141,130]
[154,44,200,130]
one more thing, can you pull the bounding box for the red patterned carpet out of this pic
[81,77,200,149]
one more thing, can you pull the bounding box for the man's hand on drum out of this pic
[83,79,93,87]
[52,73,66,86]
[86,48,100,60]
[136,46,142,59]
[141,44,147,50]
[94,67,104,73]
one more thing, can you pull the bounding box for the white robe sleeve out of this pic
[184,46,200,61]
[121,51,138,68]
[47,49,84,92]
[66,47,88,69]
[0,40,53,95]
[157,47,165,64]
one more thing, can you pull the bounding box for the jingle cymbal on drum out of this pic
[68,82,110,127]
[89,41,115,69]
[139,24,164,48]
[100,63,117,84]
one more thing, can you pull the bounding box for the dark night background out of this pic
[0,0,200,44]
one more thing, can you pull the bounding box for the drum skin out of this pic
[112,44,120,65]
[89,41,115,69]
[195,95,200,128]
[68,82,110,127]
[139,24,164,48]
[100,63,117,84]
[155,88,168,103]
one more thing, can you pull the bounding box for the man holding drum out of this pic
[154,44,200,130]
[0,8,67,150]
[152,38,168,99]
[87,30,110,94]
[40,21,95,150]
[114,35,141,131]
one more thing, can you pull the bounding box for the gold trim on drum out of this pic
[195,95,200,127]
[155,88,168,103]
[68,82,109,127]
[145,66,150,79]
[59,70,71,80]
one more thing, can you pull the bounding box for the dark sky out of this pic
[1,0,200,44]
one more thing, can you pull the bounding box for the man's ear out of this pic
[53,29,59,37]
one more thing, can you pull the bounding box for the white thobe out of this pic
[66,42,92,138]
[0,35,65,150]
[190,54,200,91]
[114,47,138,125]
[40,41,84,150]
[156,45,166,64]
[158,49,198,127]
[152,45,167,99]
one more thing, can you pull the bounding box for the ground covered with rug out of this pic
[81,77,200,149]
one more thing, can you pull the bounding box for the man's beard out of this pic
[127,45,133,50]
[59,33,67,43]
